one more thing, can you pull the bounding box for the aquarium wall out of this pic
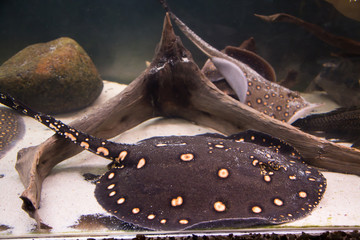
[1,0,359,86]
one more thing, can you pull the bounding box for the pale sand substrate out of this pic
[0,81,359,236]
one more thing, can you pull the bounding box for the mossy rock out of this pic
[0,37,103,114]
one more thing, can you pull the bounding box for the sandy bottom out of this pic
[0,81,359,237]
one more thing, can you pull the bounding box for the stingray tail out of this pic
[0,92,129,164]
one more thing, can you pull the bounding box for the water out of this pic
[0,0,359,85]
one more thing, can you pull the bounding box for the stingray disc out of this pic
[0,107,24,158]
[95,131,326,231]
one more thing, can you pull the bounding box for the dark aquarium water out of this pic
[0,0,359,86]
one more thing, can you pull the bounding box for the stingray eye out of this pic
[107,161,124,169]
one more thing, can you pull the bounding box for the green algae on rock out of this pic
[0,37,103,114]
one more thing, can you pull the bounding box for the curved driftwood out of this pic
[255,13,360,55]
[15,14,360,227]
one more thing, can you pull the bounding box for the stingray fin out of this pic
[287,103,322,124]
[211,57,248,103]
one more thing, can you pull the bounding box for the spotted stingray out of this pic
[164,9,319,123]
[0,107,24,158]
[0,92,326,231]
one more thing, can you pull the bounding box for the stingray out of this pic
[201,42,277,101]
[202,41,277,83]
[161,6,319,123]
[0,92,326,230]
[0,107,24,158]
[10,12,360,229]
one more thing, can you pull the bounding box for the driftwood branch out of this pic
[15,13,360,227]
[255,13,360,55]
[15,73,155,225]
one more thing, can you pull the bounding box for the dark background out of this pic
[0,0,359,88]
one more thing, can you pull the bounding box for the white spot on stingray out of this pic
[214,201,226,212]
[171,196,183,207]
[179,219,189,225]
[132,208,140,214]
[156,143,168,147]
[116,151,128,162]
[64,132,76,141]
[180,153,194,161]
[299,191,307,198]
[80,141,89,149]
[96,147,109,156]
[264,175,271,182]
[137,158,146,169]
[252,206,262,213]
[108,172,115,180]
[274,198,284,206]
[49,123,59,131]
[218,169,229,178]
[117,198,125,204]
